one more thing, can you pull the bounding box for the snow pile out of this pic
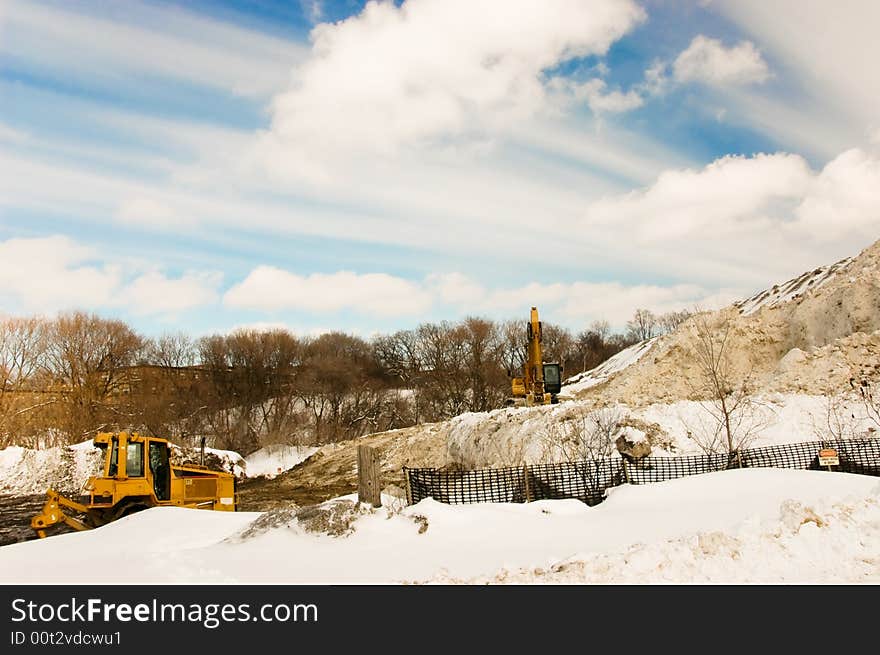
[0,440,250,496]
[0,441,102,495]
[0,469,876,584]
[734,256,852,316]
[441,392,878,467]
[562,337,658,395]
[244,444,318,478]
[565,239,880,407]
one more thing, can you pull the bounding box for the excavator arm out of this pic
[30,489,92,538]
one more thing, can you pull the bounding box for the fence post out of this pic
[358,445,382,507]
[403,467,412,506]
[621,457,630,484]
[523,464,532,503]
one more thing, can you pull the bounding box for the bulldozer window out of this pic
[149,441,170,501]
[108,439,119,476]
[127,442,144,477]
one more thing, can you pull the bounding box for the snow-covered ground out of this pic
[244,444,318,479]
[0,468,876,583]
[562,337,657,395]
[445,392,879,467]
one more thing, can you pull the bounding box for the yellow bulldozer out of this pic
[31,431,237,538]
[509,306,562,406]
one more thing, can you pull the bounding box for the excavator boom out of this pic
[509,307,562,406]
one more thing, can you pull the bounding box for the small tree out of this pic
[540,405,624,502]
[685,311,765,455]
[850,368,880,433]
[810,390,860,443]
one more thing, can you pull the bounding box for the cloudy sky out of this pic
[1,0,879,337]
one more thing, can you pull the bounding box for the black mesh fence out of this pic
[404,437,880,506]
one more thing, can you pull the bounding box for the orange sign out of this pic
[818,448,839,467]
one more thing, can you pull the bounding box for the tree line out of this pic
[0,308,689,453]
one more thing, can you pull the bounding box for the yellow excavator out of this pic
[31,431,237,538]
[509,306,562,406]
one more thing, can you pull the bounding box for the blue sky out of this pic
[1,0,879,337]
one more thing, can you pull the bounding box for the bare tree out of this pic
[850,368,880,433]
[0,317,51,445]
[811,392,860,442]
[685,311,765,455]
[657,310,692,335]
[539,405,625,502]
[626,308,657,342]
[43,312,144,441]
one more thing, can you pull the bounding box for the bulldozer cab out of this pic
[32,431,236,539]
[95,432,170,500]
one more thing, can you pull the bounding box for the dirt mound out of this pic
[237,422,449,511]
[573,238,880,407]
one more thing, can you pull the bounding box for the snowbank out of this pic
[0,468,876,584]
[442,392,879,467]
[0,441,102,495]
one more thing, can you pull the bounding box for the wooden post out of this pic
[523,464,532,503]
[403,468,413,506]
[621,458,630,484]
[358,445,382,507]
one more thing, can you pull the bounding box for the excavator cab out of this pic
[542,363,562,395]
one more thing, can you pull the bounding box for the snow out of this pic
[244,444,318,478]
[734,257,852,316]
[444,391,879,466]
[562,338,657,395]
[0,468,876,583]
[0,441,102,495]
[0,438,314,494]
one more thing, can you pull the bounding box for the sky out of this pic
[1,0,879,338]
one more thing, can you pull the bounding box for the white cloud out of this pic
[0,122,29,143]
[261,0,645,172]
[585,152,812,241]
[715,1,880,138]
[550,78,644,114]
[794,147,880,241]
[115,197,192,229]
[0,236,221,316]
[224,267,433,316]
[427,272,487,306]
[577,146,880,288]
[438,275,738,327]
[0,236,120,312]
[123,271,221,316]
[0,0,306,98]
[673,35,770,85]
[299,0,324,24]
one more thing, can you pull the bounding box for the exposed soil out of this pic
[237,422,449,511]
[0,494,50,547]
